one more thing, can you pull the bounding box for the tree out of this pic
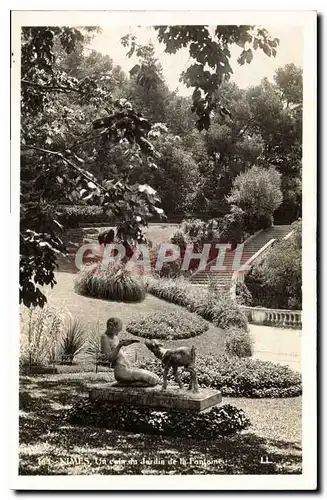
[245,67,302,222]
[226,165,283,233]
[121,40,171,124]
[245,219,302,310]
[20,27,163,308]
[149,130,201,217]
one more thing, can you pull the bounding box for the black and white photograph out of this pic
[10,9,317,490]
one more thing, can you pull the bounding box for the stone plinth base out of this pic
[89,383,222,412]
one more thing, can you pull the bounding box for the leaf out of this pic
[129,64,141,77]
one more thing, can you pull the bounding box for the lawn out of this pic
[19,270,302,475]
[31,271,227,368]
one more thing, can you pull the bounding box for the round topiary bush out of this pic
[74,264,146,302]
[140,354,302,398]
[64,399,251,439]
[126,309,209,340]
[225,327,254,358]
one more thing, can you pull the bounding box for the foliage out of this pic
[20,27,164,308]
[246,71,302,222]
[65,399,250,438]
[20,25,301,307]
[219,205,247,242]
[245,219,302,310]
[120,41,170,124]
[150,133,201,217]
[145,276,248,331]
[126,309,208,340]
[140,354,302,398]
[84,321,102,359]
[235,281,253,306]
[226,165,283,233]
[59,317,88,361]
[153,26,279,131]
[225,327,254,358]
[20,305,65,369]
[74,263,146,302]
[58,205,108,227]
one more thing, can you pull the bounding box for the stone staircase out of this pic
[57,224,292,278]
[190,225,292,288]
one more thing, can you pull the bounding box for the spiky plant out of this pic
[85,321,101,359]
[74,264,146,302]
[59,317,87,363]
[20,305,64,369]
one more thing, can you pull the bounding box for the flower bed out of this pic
[140,354,302,398]
[126,309,209,340]
[145,277,248,331]
[65,399,251,439]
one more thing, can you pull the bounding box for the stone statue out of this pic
[145,339,199,392]
[100,317,159,387]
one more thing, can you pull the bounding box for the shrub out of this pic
[58,205,108,228]
[20,305,65,370]
[126,309,209,340]
[245,221,302,310]
[145,276,248,331]
[235,281,252,306]
[65,399,251,439]
[59,317,88,363]
[74,263,146,302]
[225,327,253,358]
[226,165,283,234]
[140,354,302,398]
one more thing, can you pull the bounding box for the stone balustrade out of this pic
[240,305,302,328]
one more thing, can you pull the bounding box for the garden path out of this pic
[249,324,301,372]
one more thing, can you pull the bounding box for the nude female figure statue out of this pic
[100,317,159,387]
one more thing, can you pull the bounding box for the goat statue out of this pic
[145,339,199,393]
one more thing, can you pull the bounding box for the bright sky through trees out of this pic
[88,25,303,95]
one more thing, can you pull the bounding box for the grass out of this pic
[19,371,302,475]
[34,272,228,367]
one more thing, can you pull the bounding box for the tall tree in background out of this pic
[121,40,171,124]
[246,65,302,222]
[154,25,280,130]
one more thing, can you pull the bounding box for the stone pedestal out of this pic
[89,383,222,412]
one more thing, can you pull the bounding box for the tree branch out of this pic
[21,79,87,95]
[20,143,104,191]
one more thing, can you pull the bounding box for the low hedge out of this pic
[74,264,146,302]
[145,277,248,331]
[140,354,302,398]
[126,310,209,340]
[58,205,109,228]
[225,327,254,358]
[64,399,251,439]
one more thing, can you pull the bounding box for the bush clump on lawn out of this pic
[140,354,302,398]
[145,276,248,331]
[74,264,146,302]
[225,327,253,358]
[126,309,209,340]
[65,399,251,439]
